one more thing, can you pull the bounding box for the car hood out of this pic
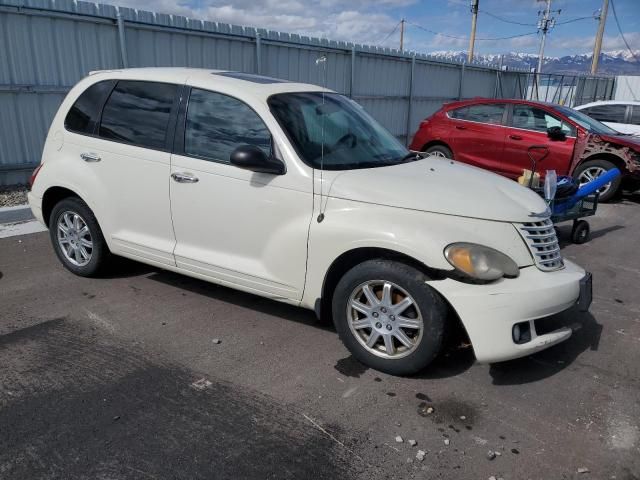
[327,157,549,223]
[597,133,640,150]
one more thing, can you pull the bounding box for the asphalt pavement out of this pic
[1,197,639,479]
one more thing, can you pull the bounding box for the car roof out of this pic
[86,67,332,100]
[574,100,640,109]
[442,97,568,110]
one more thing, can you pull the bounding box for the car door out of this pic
[447,103,507,172]
[69,79,180,266]
[502,104,576,178]
[169,87,312,301]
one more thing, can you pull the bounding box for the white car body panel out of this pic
[29,67,587,365]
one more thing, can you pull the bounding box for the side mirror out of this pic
[547,126,566,141]
[230,145,286,175]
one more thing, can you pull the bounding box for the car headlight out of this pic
[444,243,519,281]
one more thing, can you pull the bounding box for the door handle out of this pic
[455,125,466,130]
[80,152,101,162]
[509,134,523,140]
[171,172,199,184]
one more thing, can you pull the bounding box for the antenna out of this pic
[315,54,327,223]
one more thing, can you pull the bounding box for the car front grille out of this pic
[516,218,564,271]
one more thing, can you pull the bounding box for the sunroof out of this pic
[215,72,290,84]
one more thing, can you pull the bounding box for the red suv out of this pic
[409,98,640,201]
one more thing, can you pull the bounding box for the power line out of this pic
[377,20,402,46]
[479,10,536,27]
[555,16,594,25]
[609,0,639,62]
[405,20,538,42]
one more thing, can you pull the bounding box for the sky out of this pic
[102,0,639,58]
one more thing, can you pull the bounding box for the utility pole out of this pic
[536,0,558,74]
[468,0,479,63]
[591,0,609,74]
[400,18,405,52]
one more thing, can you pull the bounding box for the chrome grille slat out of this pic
[515,218,564,271]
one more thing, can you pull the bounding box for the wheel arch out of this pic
[317,247,447,323]
[576,153,629,174]
[421,140,453,154]
[42,186,85,227]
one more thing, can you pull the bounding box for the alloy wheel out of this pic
[57,211,93,267]
[578,166,611,196]
[347,280,424,359]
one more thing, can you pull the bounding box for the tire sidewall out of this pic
[49,197,107,277]
[332,260,446,376]
[573,159,621,202]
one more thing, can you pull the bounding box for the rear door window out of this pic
[450,104,505,125]
[64,80,115,134]
[628,106,640,125]
[184,88,271,163]
[99,81,178,150]
[583,104,627,123]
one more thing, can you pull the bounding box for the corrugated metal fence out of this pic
[0,0,615,185]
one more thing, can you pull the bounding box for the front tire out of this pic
[332,259,447,375]
[49,197,109,277]
[573,159,621,202]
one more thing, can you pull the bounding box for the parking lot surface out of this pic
[1,198,639,479]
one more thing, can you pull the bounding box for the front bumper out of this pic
[427,259,587,363]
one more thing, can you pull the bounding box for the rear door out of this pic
[447,103,507,173]
[502,104,576,178]
[64,79,180,266]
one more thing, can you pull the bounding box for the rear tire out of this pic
[424,144,453,159]
[573,159,621,203]
[332,259,447,376]
[49,197,109,277]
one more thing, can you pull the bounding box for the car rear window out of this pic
[99,80,178,150]
[64,80,116,134]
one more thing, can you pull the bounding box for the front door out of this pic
[169,87,312,301]
[502,104,576,179]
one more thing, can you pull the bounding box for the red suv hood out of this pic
[596,133,640,151]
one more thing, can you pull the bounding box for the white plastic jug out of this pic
[544,170,557,201]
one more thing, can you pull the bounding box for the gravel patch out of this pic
[0,185,28,208]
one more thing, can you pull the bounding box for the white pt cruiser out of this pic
[28,68,592,375]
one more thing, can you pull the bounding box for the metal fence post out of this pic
[116,10,128,68]
[350,46,356,98]
[405,54,415,146]
[458,61,465,100]
[255,33,262,75]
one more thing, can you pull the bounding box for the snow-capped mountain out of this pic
[427,50,639,75]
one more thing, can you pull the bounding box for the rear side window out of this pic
[630,106,640,126]
[583,104,627,123]
[449,104,505,125]
[99,81,178,150]
[64,80,115,134]
[184,88,271,163]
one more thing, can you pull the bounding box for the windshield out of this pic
[268,92,409,170]
[555,105,619,135]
